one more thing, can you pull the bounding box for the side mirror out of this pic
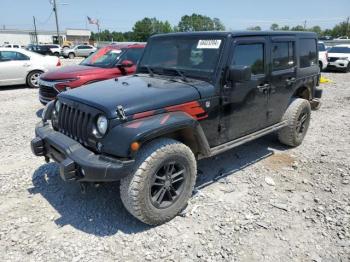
[228,65,251,82]
[119,60,134,68]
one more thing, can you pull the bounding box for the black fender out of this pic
[101,111,211,158]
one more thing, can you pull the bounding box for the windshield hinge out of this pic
[116,105,127,121]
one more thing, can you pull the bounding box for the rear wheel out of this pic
[120,138,197,225]
[54,52,60,57]
[68,52,75,59]
[26,70,43,88]
[278,98,311,147]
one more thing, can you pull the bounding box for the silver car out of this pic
[62,45,97,59]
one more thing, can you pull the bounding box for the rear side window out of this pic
[300,39,317,68]
[232,44,264,75]
[272,42,295,71]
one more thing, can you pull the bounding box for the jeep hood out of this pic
[59,74,214,118]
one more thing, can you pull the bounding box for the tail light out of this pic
[56,59,61,67]
[326,52,328,60]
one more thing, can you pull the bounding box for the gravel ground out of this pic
[0,65,349,261]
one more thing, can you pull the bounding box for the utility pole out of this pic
[33,16,38,45]
[52,0,61,45]
[303,20,307,30]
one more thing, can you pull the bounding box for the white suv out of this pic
[327,44,350,72]
[318,42,328,71]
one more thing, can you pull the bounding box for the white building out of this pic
[0,28,91,46]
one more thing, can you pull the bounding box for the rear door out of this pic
[219,36,270,141]
[267,36,297,125]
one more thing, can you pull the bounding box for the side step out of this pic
[209,121,287,157]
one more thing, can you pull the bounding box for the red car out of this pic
[38,44,145,104]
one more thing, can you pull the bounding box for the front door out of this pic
[219,37,270,143]
[268,37,297,125]
[0,51,29,86]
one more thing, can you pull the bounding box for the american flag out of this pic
[87,16,99,25]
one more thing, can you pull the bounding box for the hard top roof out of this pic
[151,31,317,39]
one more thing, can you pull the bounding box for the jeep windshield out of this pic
[80,48,124,68]
[138,36,224,80]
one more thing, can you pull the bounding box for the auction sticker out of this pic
[197,39,222,49]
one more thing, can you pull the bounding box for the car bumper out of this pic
[31,122,135,182]
[327,61,349,69]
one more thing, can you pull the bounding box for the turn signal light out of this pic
[56,59,61,67]
[131,142,140,152]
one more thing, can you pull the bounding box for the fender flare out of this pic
[101,111,211,158]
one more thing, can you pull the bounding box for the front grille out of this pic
[57,103,93,146]
[39,85,59,100]
[328,57,339,62]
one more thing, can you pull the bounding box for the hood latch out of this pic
[116,105,127,121]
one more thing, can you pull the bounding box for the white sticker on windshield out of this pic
[197,39,222,49]
[110,50,122,54]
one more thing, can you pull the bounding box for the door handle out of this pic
[23,63,31,67]
[286,77,296,85]
[257,83,270,93]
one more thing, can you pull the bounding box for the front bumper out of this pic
[327,61,349,70]
[31,122,135,182]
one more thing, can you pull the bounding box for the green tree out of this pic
[270,23,279,31]
[133,17,173,41]
[177,13,225,31]
[280,25,290,31]
[213,18,225,31]
[310,26,322,35]
[247,26,262,31]
[330,20,350,37]
[291,25,305,31]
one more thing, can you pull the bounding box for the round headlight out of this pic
[55,100,61,113]
[96,115,108,135]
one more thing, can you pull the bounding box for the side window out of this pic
[77,46,84,49]
[0,51,17,60]
[0,51,29,61]
[232,43,264,75]
[15,52,30,61]
[272,42,295,71]
[300,39,317,68]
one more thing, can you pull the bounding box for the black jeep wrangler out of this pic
[31,31,322,225]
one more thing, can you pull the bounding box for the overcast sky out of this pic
[1,0,349,32]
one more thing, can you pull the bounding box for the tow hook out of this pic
[79,182,88,194]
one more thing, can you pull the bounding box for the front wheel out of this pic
[278,98,311,147]
[68,52,75,59]
[27,70,43,88]
[120,138,197,225]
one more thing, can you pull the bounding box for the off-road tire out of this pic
[68,52,75,59]
[120,138,197,225]
[278,98,311,147]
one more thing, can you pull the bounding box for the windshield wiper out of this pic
[166,68,188,82]
[142,65,154,77]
